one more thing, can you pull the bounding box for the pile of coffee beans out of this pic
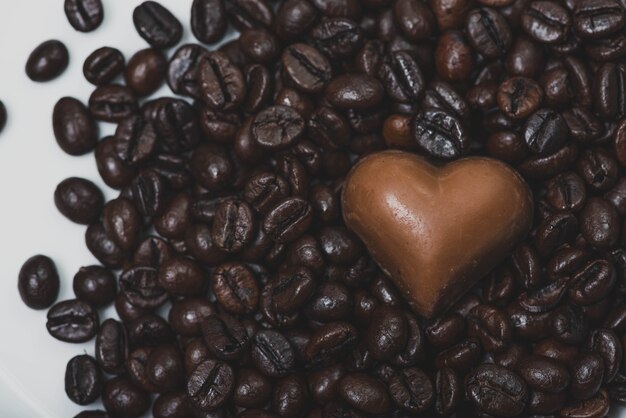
[16,0,626,416]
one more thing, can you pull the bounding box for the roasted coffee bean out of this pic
[521,1,571,44]
[152,391,193,418]
[466,8,512,58]
[560,388,610,418]
[394,0,434,41]
[84,47,124,86]
[326,74,384,109]
[466,364,528,417]
[65,355,102,405]
[497,77,543,119]
[127,314,174,348]
[96,319,127,375]
[524,108,568,154]
[225,0,275,30]
[120,266,168,309]
[159,256,206,296]
[73,265,116,308]
[552,304,589,344]
[468,304,512,352]
[571,352,605,399]
[272,374,307,417]
[154,193,192,239]
[133,1,182,48]
[379,50,425,103]
[191,0,228,43]
[267,266,315,314]
[518,276,570,312]
[586,329,622,384]
[435,339,482,371]
[305,322,358,368]
[211,262,259,314]
[46,299,99,343]
[534,212,579,257]
[305,282,352,322]
[251,105,304,149]
[125,48,167,96]
[282,43,332,94]
[263,197,312,244]
[26,40,69,82]
[434,368,461,415]
[594,62,626,119]
[102,197,141,253]
[574,0,625,39]
[95,136,137,189]
[580,198,621,248]
[199,52,245,111]
[251,329,295,377]
[425,313,466,349]
[53,97,98,156]
[103,377,150,417]
[211,200,255,253]
[233,368,272,408]
[18,255,60,310]
[311,17,363,59]
[202,313,250,360]
[89,85,138,123]
[239,28,279,64]
[244,172,290,214]
[366,306,407,361]
[570,259,616,305]
[516,355,570,392]
[435,30,475,83]
[154,99,200,153]
[64,0,103,32]
[167,44,209,99]
[145,344,185,392]
[544,171,586,212]
[168,298,214,337]
[576,148,619,192]
[382,366,433,413]
[337,373,390,414]
[412,108,469,159]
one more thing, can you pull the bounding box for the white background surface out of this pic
[0,1,624,417]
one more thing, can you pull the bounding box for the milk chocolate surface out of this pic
[342,151,533,318]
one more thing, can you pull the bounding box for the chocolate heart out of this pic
[342,151,533,318]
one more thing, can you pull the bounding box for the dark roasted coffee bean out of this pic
[580,197,620,248]
[435,339,482,371]
[524,108,567,154]
[211,262,259,314]
[466,364,528,417]
[84,47,124,86]
[199,52,245,111]
[133,1,182,48]
[571,352,605,399]
[89,85,138,123]
[251,105,304,149]
[53,97,98,156]
[103,377,150,417]
[304,322,358,368]
[65,355,102,406]
[435,30,475,83]
[576,148,619,192]
[26,40,69,82]
[570,259,616,305]
[95,136,136,189]
[239,28,278,64]
[211,200,255,253]
[85,222,126,269]
[263,197,312,243]
[201,313,249,360]
[466,8,512,58]
[338,373,390,414]
[366,306,407,361]
[282,43,332,94]
[102,197,141,253]
[73,265,116,308]
[191,0,228,43]
[311,18,363,59]
[516,355,570,392]
[306,282,352,322]
[379,50,425,103]
[394,0,434,41]
[18,255,60,310]
[233,368,272,408]
[167,44,209,99]
[46,299,99,343]
[468,304,512,352]
[560,388,610,417]
[96,318,127,375]
[154,193,192,239]
[518,276,570,312]
[434,368,461,415]
[381,366,433,413]
[64,0,103,32]
[521,1,571,44]
[268,266,315,313]
[412,108,469,159]
[506,36,544,78]
[127,314,174,348]
[326,74,384,109]
[545,171,586,212]
[152,391,193,418]
[552,304,588,344]
[124,48,167,96]
[145,345,185,392]
[168,298,214,337]
[120,266,168,309]
[251,329,295,377]
[586,329,622,384]
[425,313,466,349]
[159,256,206,296]
[225,0,275,30]
[574,0,625,39]
[272,374,307,417]
[129,171,166,217]
[497,77,543,120]
[244,172,290,214]
[594,62,626,119]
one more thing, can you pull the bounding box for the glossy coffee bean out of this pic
[83,47,124,86]
[46,299,99,343]
[211,200,255,253]
[64,0,104,32]
[234,368,272,408]
[73,265,116,308]
[282,43,332,94]
[18,255,60,310]
[133,1,182,48]
[497,77,543,120]
[65,355,102,405]
[338,373,390,414]
[187,360,234,411]
[191,0,228,44]
[521,1,571,44]
[252,330,295,377]
[152,391,193,418]
[465,8,512,58]
[125,49,167,96]
[103,377,150,417]
[53,97,98,156]
[158,256,206,296]
[412,108,469,159]
[89,85,138,123]
[465,364,528,416]
[580,197,620,248]
[26,40,69,82]
[96,318,127,375]
[573,0,625,39]
[326,74,384,109]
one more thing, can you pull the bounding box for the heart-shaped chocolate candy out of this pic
[342,151,533,318]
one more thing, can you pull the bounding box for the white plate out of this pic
[0,0,625,417]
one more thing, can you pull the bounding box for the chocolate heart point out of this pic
[342,151,533,318]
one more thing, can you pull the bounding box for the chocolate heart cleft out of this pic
[342,150,533,318]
